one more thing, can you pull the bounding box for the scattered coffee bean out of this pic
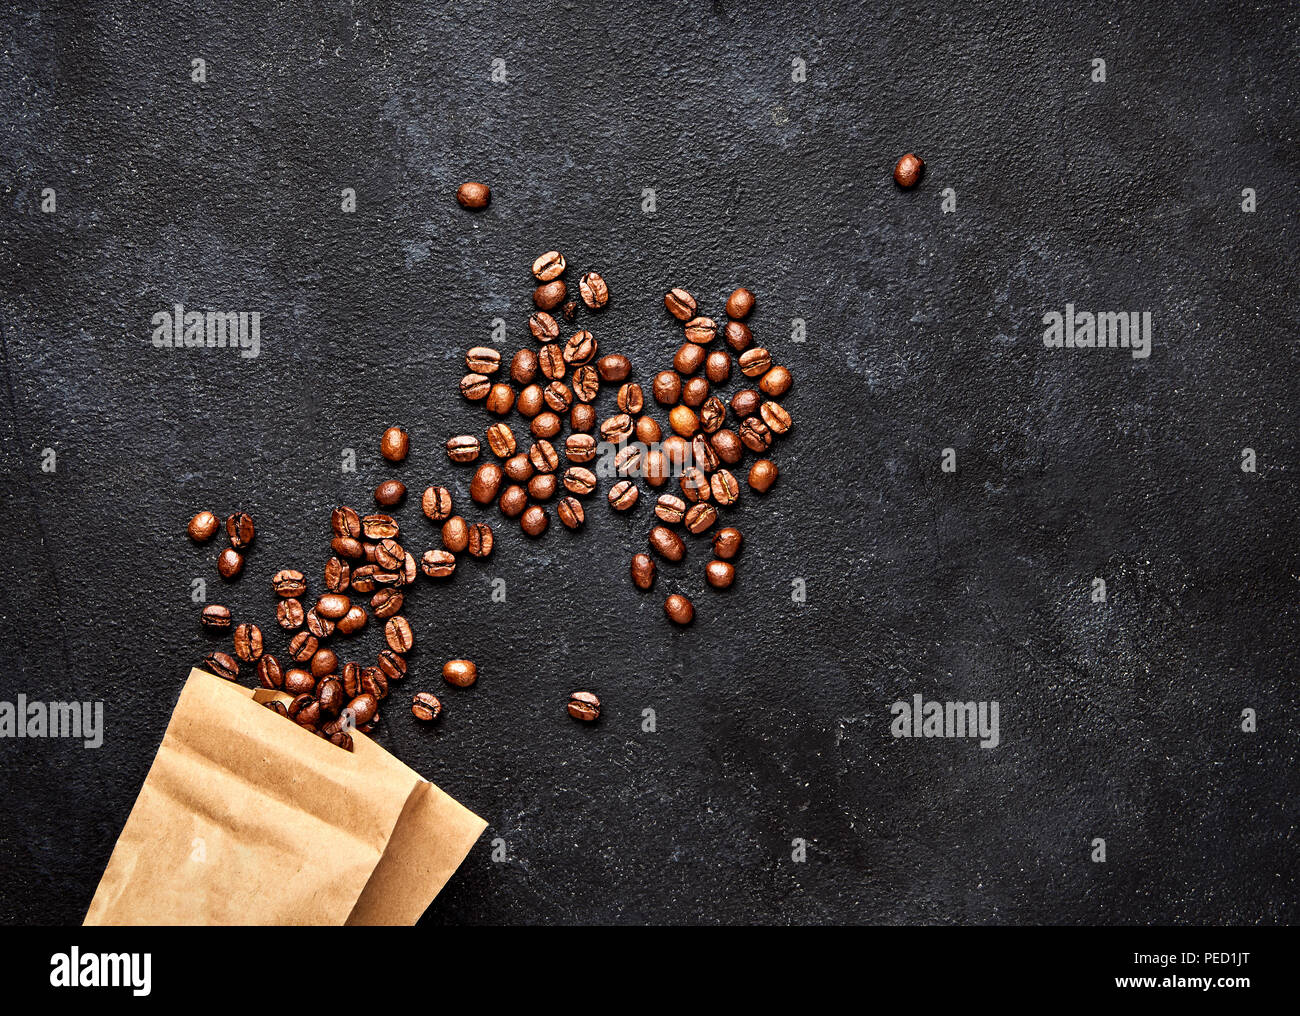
[486,423,516,458]
[467,523,494,558]
[529,472,558,500]
[760,401,792,434]
[324,556,350,593]
[317,678,344,716]
[700,396,726,434]
[567,691,600,721]
[544,380,574,413]
[349,564,377,591]
[485,383,515,415]
[894,152,924,188]
[528,439,560,473]
[504,453,533,483]
[310,647,338,678]
[233,623,264,661]
[277,598,305,630]
[664,594,694,625]
[201,604,232,630]
[725,287,755,319]
[375,479,406,505]
[562,299,579,321]
[498,484,528,518]
[533,279,567,310]
[684,502,718,534]
[217,548,244,578]
[421,549,457,578]
[722,320,753,352]
[362,513,399,539]
[380,426,410,462]
[616,383,645,415]
[572,364,601,402]
[739,416,773,452]
[636,415,662,444]
[226,512,255,548]
[710,469,740,506]
[378,649,407,681]
[664,288,696,321]
[272,569,307,597]
[563,330,597,365]
[711,429,743,464]
[538,345,566,380]
[361,667,389,700]
[748,459,778,493]
[264,699,289,717]
[331,506,362,538]
[521,505,549,536]
[655,494,687,524]
[681,376,709,409]
[422,487,453,523]
[316,593,351,620]
[374,538,404,571]
[529,311,560,343]
[668,405,699,438]
[346,693,379,726]
[188,510,219,542]
[738,347,772,377]
[412,691,442,721]
[517,383,545,416]
[713,527,743,559]
[371,588,403,619]
[290,630,320,662]
[570,403,596,432]
[461,373,491,400]
[532,250,567,282]
[385,616,414,652]
[557,496,585,529]
[684,317,717,345]
[653,370,682,405]
[759,365,792,397]
[705,560,736,589]
[649,526,686,562]
[680,467,710,502]
[337,605,369,635]
[456,181,491,208]
[579,271,609,310]
[691,434,719,473]
[511,348,539,384]
[563,466,597,495]
[597,354,631,382]
[442,516,470,552]
[613,444,643,475]
[674,342,705,375]
[204,650,239,680]
[599,413,634,444]
[466,346,501,374]
[257,654,284,689]
[705,350,732,384]
[644,449,669,487]
[731,389,762,418]
[471,462,504,504]
[630,553,656,590]
[443,659,478,687]
[608,479,639,511]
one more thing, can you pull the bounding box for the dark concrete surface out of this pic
[1,2,1297,925]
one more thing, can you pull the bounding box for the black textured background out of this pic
[1,2,1297,925]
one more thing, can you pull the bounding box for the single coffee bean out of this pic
[471,462,504,504]
[894,152,924,187]
[739,347,772,377]
[467,522,494,558]
[277,598,305,630]
[739,416,773,452]
[648,525,686,562]
[570,403,596,432]
[284,667,315,695]
[616,382,645,415]
[528,439,560,473]
[608,479,639,511]
[375,479,406,506]
[614,444,643,476]
[630,553,656,590]
[361,667,389,700]
[713,526,743,559]
[684,502,718,534]
[705,350,732,384]
[465,346,501,374]
[653,370,682,405]
[385,616,414,652]
[290,695,322,727]
[340,661,362,697]
[538,345,566,379]
[722,319,753,352]
[759,365,793,396]
[217,548,244,579]
[748,459,779,493]
[636,415,662,444]
[572,364,600,402]
[760,401,792,434]
[599,413,634,444]
[562,299,579,321]
[682,376,710,408]
[305,608,335,640]
[324,557,350,593]
[691,434,719,473]
[597,354,631,382]
[674,342,705,375]
[443,659,478,687]
[421,549,457,578]
[411,692,442,722]
[511,348,539,385]
[257,654,284,689]
[188,510,219,542]
[655,494,687,524]
[725,287,755,319]
[664,593,695,625]
[498,484,528,518]
[543,380,574,413]
[446,435,480,463]
[567,691,600,721]
[563,466,598,495]
[644,449,669,488]
[201,604,232,630]
[706,560,736,589]
[204,650,239,680]
[362,513,399,539]
[461,373,491,400]
[486,422,516,458]
[317,678,344,716]
[517,383,546,417]
[684,316,717,345]
[233,623,264,662]
[521,505,549,536]
[310,647,338,678]
[533,279,567,310]
[529,311,560,343]
[349,564,378,592]
[336,605,369,635]
[557,496,585,529]
[378,649,408,681]
[374,538,404,571]
[442,516,469,552]
[380,426,410,462]
[700,395,726,434]
[331,506,362,538]
[680,467,710,502]
[504,454,533,484]
[662,435,691,467]
[371,588,403,619]
[265,700,288,717]
[485,383,515,415]
[456,181,491,208]
[664,287,696,321]
[316,593,351,620]
[226,511,255,548]
[346,693,379,726]
[329,731,354,751]
[731,389,762,418]
[711,470,740,506]
[668,405,699,438]
[529,472,558,500]
[563,330,597,365]
[579,271,609,310]
[272,569,307,597]
[532,250,567,281]
[295,610,326,649]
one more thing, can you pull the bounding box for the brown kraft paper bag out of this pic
[84,668,486,925]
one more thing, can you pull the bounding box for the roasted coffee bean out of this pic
[371,588,404,619]
[748,458,779,493]
[760,401,792,434]
[572,364,600,402]
[567,691,600,721]
[527,439,560,473]
[674,343,705,375]
[529,472,558,500]
[362,514,399,539]
[691,434,719,473]
[277,598,305,630]
[538,344,566,380]
[664,287,696,321]
[655,494,687,524]
[517,383,545,417]
[682,376,710,408]
[284,667,315,695]
[204,650,239,680]
[600,413,634,444]
[630,553,656,590]
[738,347,772,377]
[608,479,639,511]
[400,551,418,587]
[446,434,480,463]
[739,416,773,452]
[361,667,389,700]
[700,396,726,434]
[467,522,494,558]
[705,559,736,590]
[529,311,561,343]
[442,516,469,552]
[461,373,491,400]
[680,467,710,503]
[340,661,362,697]
[685,502,718,534]
[324,557,350,593]
[498,484,528,518]
[597,354,631,383]
[614,444,643,476]
[336,605,369,635]
[722,319,753,352]
[421,549,457,578]
[710,470,740,505]
[257,654,284,689]
[188,510,219,542]
[570,403,596,432]
[532,250,567,281]
[644,449,669,488]
[725,287,755,319]
[563,330,596,365]
[385,616,414,652]
[653,370,682,405]
[471,462,504,504]
[684,316,717,345]
[566,433,597,463]
[373,568,404,589]
[317,678,344,716]
[533,279,567,310]
[562,299,579,321]
[703,350,732,385]
[616,382,645,415]
[374,538,404,571]
[375,479,406,506]
[217,548,244,579]
[486,423,516,458]
[310,647,338,678]
[272,569,307,597]
[664,593,695,624]
[329,731,354,751]
[233,623,264,661]
[316,593,351,620]
[350,564,378,592]
[713,526,743,559]
[378,649,407,681]
[331,506,362,539]
[564,466,598,495]
[346,693,379,726]
[759,365,793,397]
[662,435,691,467]
[894,152,924,187]
[466,346,501,374]
[443,659,478,687]
[520,505,549,536]
[291,695,322,727]
[557,496,585,529]
[511,348,539,385]
[649,525,686,562]
[264,700,288,717]
[712,428,743,465]
[456,181,491,207]
[380,426,410,462]
[636,415,662,444]
[305,608,335,639]
[731,389,762,418]
[579,271,609,310]
[543,380,574,413]
[201,604,232,630]
[226,512,255,548]
[485,383,515,415]
[411,692,442,722]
